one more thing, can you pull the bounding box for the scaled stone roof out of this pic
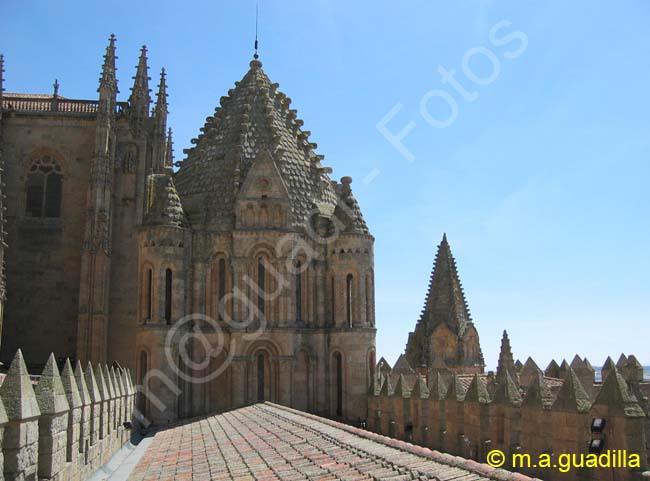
[128,403,535,481]
[175,59,354,231]
[145,174,187,227]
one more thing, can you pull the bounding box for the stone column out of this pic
[60,360,82,466]
[34,354,70,481]
[0,350,41,481]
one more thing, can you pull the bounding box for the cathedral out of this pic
[0,36,376,424]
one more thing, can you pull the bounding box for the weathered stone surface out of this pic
[0,349,40,420]
[34,353,69,415]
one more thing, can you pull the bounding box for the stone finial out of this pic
[494,369,522,406]
[622,355,644,383]
[368,375,383,396]
[519,357,543,388]
[0,349,41,420]
[74,360,91,406]
[514,359,523,372]
[392,354,414,376]
[103,365,116,399]
[428,372,449,400]
[165,127,174,169]
[601,356,616,382]
[594,367,644,417]
[111,367,123,397]
[95,365,110,400]
[60,358,82,410]
[616,353,628,369]
[445,375,466,402]
[544,359,561,378]
[379,375,394,397]
[522,371,553,409]
[34,353,69,414]
[411,375,430,399]
[552,367,591,412]
[84,362,102,403]
[392,374,411,398]
[465,374,490,404]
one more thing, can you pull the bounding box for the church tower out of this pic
[405,234,484,374]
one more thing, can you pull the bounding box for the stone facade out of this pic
[0,37,376,425]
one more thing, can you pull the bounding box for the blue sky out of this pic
[3,1,649,370]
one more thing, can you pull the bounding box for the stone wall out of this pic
[0,349,135,481]
[367,363,649,481]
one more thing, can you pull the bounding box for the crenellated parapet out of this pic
[368,352,650,481]
[0,349,136,481]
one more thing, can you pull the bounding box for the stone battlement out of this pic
[368,354,649,481]
[0,349,136,481]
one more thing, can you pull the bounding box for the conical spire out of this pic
[34,353,69,414]
[594,367,644,417]
[494,369,522,406]
[522,371,553,408]
[419,234,472,336]
[129,45,151,120]
[496,330,517,384]
[0,349,41,420]
[74,360,90,406]
[98,34,118,94]
[61,359,82,409]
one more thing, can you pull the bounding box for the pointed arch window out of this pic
[25,155,62,218]
[217,258,226,320]
[164,268,172,324]
[257,257,266,317]
[145,268,153,320]
[346,274,353,328]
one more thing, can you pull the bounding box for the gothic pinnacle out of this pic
[0,54,4,95]
[154,67,168,117]
[98,33,118,93]
[165,127,174,169]
[129,45,151,118]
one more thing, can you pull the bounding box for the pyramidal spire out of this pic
[98,34,118,94]
[496,330,517,383]
[419,233,472,335]
[129,45,151,120]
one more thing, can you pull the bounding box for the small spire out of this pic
[53,79,59,97]
[165,127,174,169]
[496,329,517,384]
[98,33,118,93]
[129,45,151,119]
[0,54,5,101]
[154,67,168,117]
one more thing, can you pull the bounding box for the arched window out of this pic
[365,273,373,326]
[164,268,172,324]
[295,260,302,322]
[257,353,265,401]
[145,268,153,320]
[334,352,343,417]
[25,155,62,218]
[217,258,226,320]
[346,274,353,328]
[257,257,266,317]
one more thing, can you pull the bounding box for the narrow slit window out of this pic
[296,260,302,322]
[164,268,172,323]
[257,257,266,317]
[146,268,153,320]
[217,258,226,320]
[346,274,353,328]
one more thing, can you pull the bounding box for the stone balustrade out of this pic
[0,349,135,481]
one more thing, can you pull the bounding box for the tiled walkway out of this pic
[128,403,523,481]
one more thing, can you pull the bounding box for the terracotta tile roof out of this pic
[128,403,538,481]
